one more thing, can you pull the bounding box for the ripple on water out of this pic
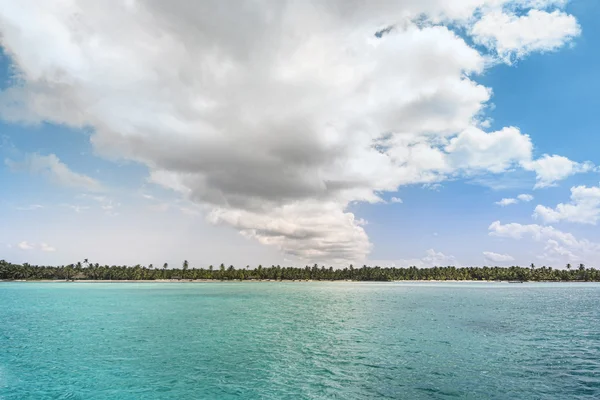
[0,282,599,399]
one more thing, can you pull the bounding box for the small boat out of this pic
[508,280,524,283]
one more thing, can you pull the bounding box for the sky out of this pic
[1,0,599,268]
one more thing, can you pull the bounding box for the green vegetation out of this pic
[1,259,598,282]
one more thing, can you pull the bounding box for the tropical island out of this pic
[1,259,598,282]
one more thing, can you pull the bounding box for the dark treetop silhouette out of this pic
[0,260,597,282]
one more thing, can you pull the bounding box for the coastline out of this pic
[0,279,591,283]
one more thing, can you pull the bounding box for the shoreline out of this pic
[0,279,593,283]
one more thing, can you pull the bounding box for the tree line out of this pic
[0,259,598,282]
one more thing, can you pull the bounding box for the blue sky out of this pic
[360,0,600,264]
[1,0,599,268]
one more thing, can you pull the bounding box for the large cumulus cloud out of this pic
[0,0,586,262]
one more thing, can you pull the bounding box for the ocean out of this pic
[1,282,599,399]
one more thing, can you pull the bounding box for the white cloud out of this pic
[14,241,56,252]
[371,248,458,268]
[489,220,599,264]
[445,126,532,174]
[207,201,371,264]
[490,220,577,244]
[534,185,600,224]
[77,193,121,216]
[483,251,515,263]
[62,204,90,213]
[17,241,34,250]
[422,183,443,191]
[496,198,518,206]
[470,9,581,63]
[517,193,534,202]
[6,153,102,192]
[421,249,457,267]
[16,204,44,211]
[495,193,534,206]
[468,172,532,191]
[390,197,403,204]
[0,0,584,263]
[40,242,56,252]
[522,154,594,189]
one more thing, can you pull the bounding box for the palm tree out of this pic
[65,264,74,281]
[579,263,586,280]
[87,262,97,280]
[219,263,225,280]
[182,260,189,279]
[2,260,599,282]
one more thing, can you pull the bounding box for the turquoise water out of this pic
[1,282,599,399]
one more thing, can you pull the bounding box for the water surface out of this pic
[1,282,599,399]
